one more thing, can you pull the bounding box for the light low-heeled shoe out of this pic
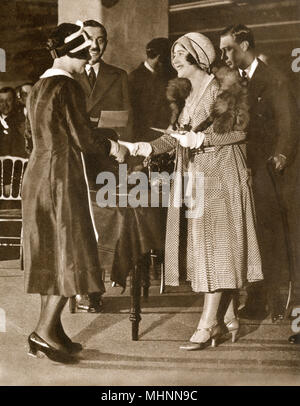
[180,324,222,351]
[225,318,240,343]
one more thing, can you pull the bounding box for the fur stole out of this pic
[166,65,249,134]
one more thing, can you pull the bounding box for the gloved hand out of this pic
[170,130,205,149]
[109,141,129,163]
[131,142,152,157]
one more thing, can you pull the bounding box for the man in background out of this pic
[74,20,131,313]
[128,38,175,286]
[0,87,26,157]
[0,87,27,260]
[75,19,131,188]
[128,37,175,143]
[220,24,299,324]
[15,82,34,118]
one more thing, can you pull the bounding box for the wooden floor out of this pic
[0,259,299,386]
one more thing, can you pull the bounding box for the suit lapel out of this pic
[87,61,119,113]
[248,60,267,104]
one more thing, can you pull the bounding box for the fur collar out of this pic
[166,66,249,133]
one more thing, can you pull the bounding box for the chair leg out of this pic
[160,261,165,295]
[20,246,24,270]
[69,296,77,313]
[20,226,24,271]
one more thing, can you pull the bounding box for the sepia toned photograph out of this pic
[0,0,299,388]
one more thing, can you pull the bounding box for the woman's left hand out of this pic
[170,131,205,149]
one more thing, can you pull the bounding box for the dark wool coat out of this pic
[23,73,114,297]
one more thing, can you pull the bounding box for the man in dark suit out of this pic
[15,82,34,118]
[74,20,130,313]
[0,87,26,157]
[0,87,27,260]
[128,38,175,288]
[75,20,130,188]
[128,37,174,143]
[220,24,299,323]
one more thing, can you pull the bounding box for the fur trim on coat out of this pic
[166,66,249,133]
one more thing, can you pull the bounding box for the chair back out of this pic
[0,155,28,200]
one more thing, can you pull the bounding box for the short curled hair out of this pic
[220,24,255,49]
[185,53,210,73]
[185,53,198,66]
[172,48,211,72]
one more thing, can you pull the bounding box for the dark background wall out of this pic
[0,0,57,87]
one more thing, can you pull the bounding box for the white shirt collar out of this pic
[85,62,100,76]
[40,68,74,79]
[239,57,258,80]
[144,61,155,73]
[0,115,8,129]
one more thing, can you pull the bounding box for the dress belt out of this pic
[190,140,246,155]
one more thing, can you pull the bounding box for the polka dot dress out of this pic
[151,77,263,292]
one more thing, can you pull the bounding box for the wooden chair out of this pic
[0,156,28,269]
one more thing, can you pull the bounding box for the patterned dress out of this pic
[151,76,263,292]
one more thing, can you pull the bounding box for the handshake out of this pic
[109,140,153,163]
[109,140,130,163]
[109,129,207,163]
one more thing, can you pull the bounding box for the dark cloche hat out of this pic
[46,21,92,60]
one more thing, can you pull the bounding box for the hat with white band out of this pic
[47,21,92,60]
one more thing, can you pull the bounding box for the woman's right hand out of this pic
[131,142,152,157]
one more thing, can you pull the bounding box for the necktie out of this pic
[88,66,96,88]
[241,70,248,85]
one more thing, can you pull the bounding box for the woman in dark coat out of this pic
[23,22,127,362]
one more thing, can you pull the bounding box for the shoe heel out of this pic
[28,340,38,357]
[211,337,218,348]
[231,330,238,343]
[69,297,77,313]
[28,340,46,358]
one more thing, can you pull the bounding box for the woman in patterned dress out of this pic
[132,33,263,350]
